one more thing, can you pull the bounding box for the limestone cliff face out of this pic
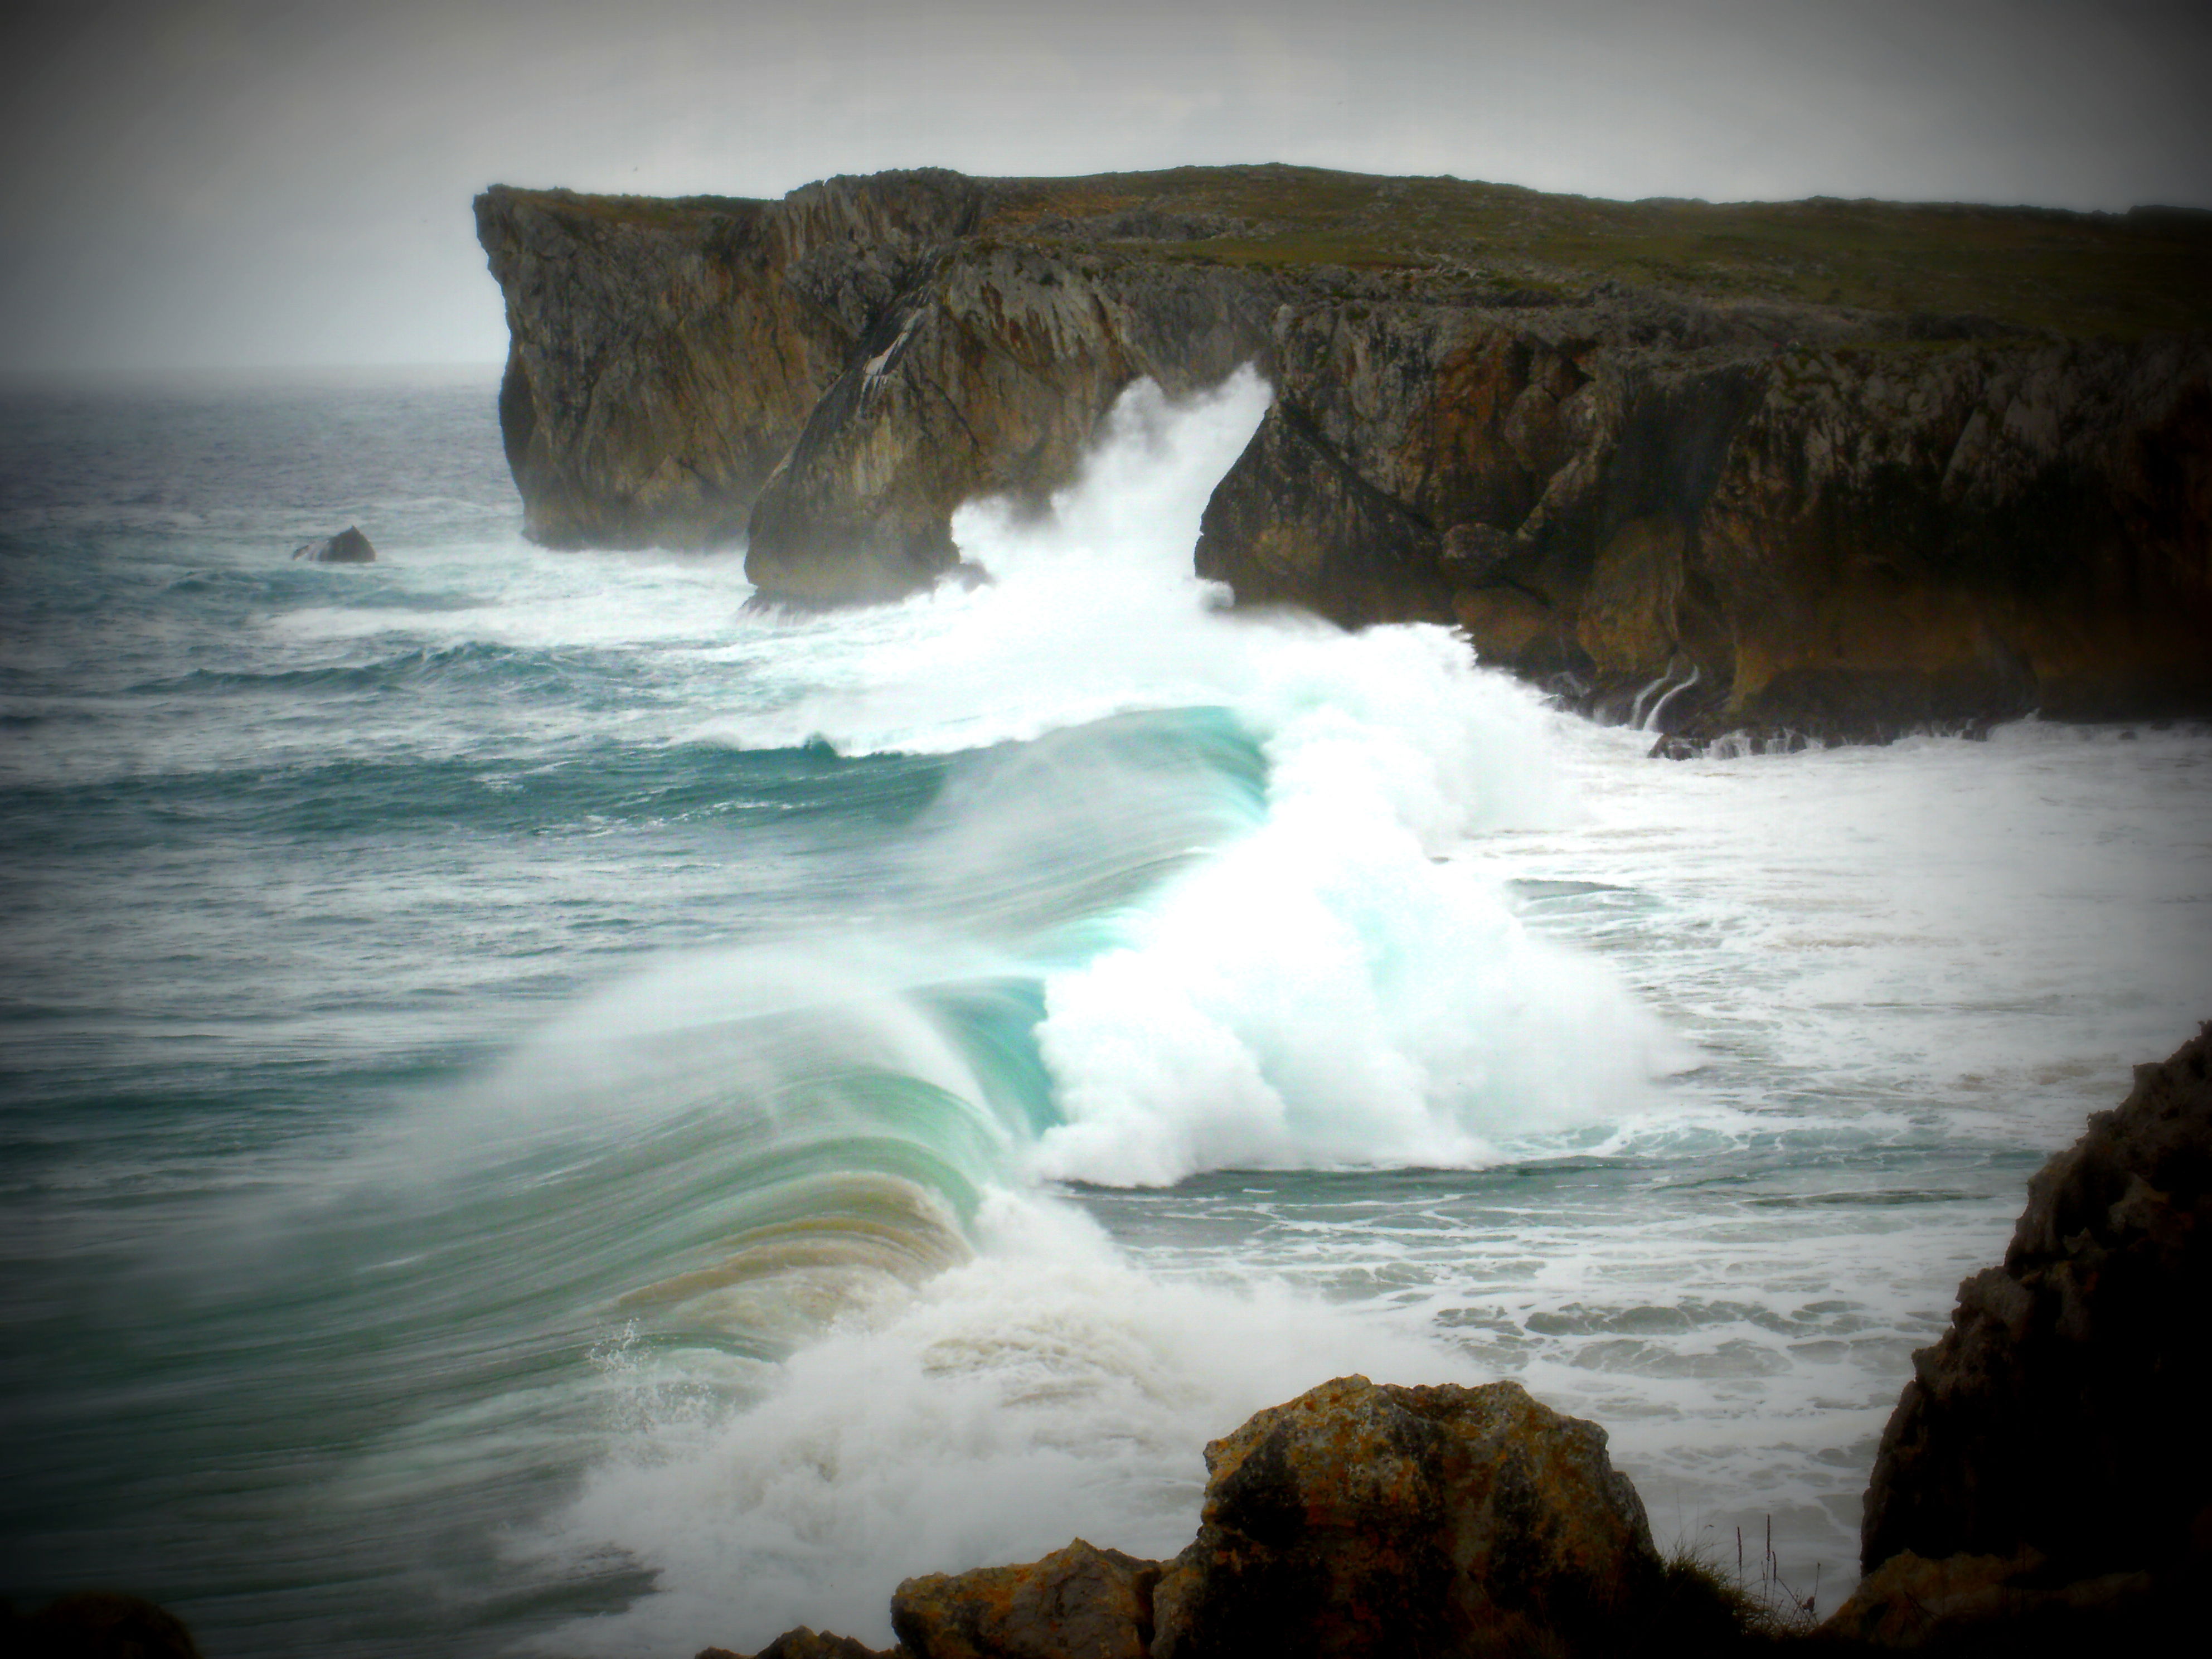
[1198,299,2212,731]
[477,164,2212,733]
[1697,337,2212,727]
[474,171,981,549]
[745,241,1287,603]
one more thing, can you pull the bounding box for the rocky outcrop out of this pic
[1684,335,2212,731]
[1151,1375,1659,1659]
[477,174,1283,599]
[475,172,983,553]
[477,166,2212,734]
[1197,302,2212,735]
[743,1371,1663,1659]
[1836,1023,2212,1646]
[704,1375,1667,1659]
[697,1630,894,1659]
[290,525,375,562]
[744,245,1282,603]
[891,1539,1158,1659]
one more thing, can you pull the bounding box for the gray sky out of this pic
[5,0,2210,373]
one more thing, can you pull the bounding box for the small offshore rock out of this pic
[890,1538,1160,1659]
[1151,1374,1660,1659]
[290,525,376,563]
[696,1628,898,1659]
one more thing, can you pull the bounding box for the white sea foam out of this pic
[1477,715,2212,1146]
[515,370,1688,1650]
[531,1191,1465,1656]
[1020,588,1674,1184]
[683,370,1676,1182]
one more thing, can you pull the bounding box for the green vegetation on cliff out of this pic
[983,164,2212,339]
[499,164,2212,341]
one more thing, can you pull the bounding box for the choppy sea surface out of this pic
[2,365,2208,1657]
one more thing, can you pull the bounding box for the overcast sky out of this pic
[4,0,2210,373]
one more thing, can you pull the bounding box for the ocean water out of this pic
[2,365,2208,1657]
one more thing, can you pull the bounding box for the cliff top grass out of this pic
[983,164,2212,341]
[487,165,2212,341]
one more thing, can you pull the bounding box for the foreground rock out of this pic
[706,1376,1671,1659]
[1152,1376,1660,1658]
[1,1592,202,1657]
[478,167,2212,736]
[697,1631,894,1659]
[892,1539,1158,1659]
[866,1376,1665,1659]
[1836,1021,2211,1646]
[290,525,376,563]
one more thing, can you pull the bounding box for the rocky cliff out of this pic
[1812,1024,2211,1652]
[475,171,982,554]
[1859,1023,2212,1580]
[477,167,2212,733]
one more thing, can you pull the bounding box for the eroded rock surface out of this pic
[743,245,1280,604]
[1198,304,2212,735]
[476,172,981,554]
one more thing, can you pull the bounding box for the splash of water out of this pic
[513,369,1676,1651]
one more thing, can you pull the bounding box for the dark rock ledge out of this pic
[701,1026,2211,1659]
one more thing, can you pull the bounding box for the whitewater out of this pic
[2,366,2208,1657]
